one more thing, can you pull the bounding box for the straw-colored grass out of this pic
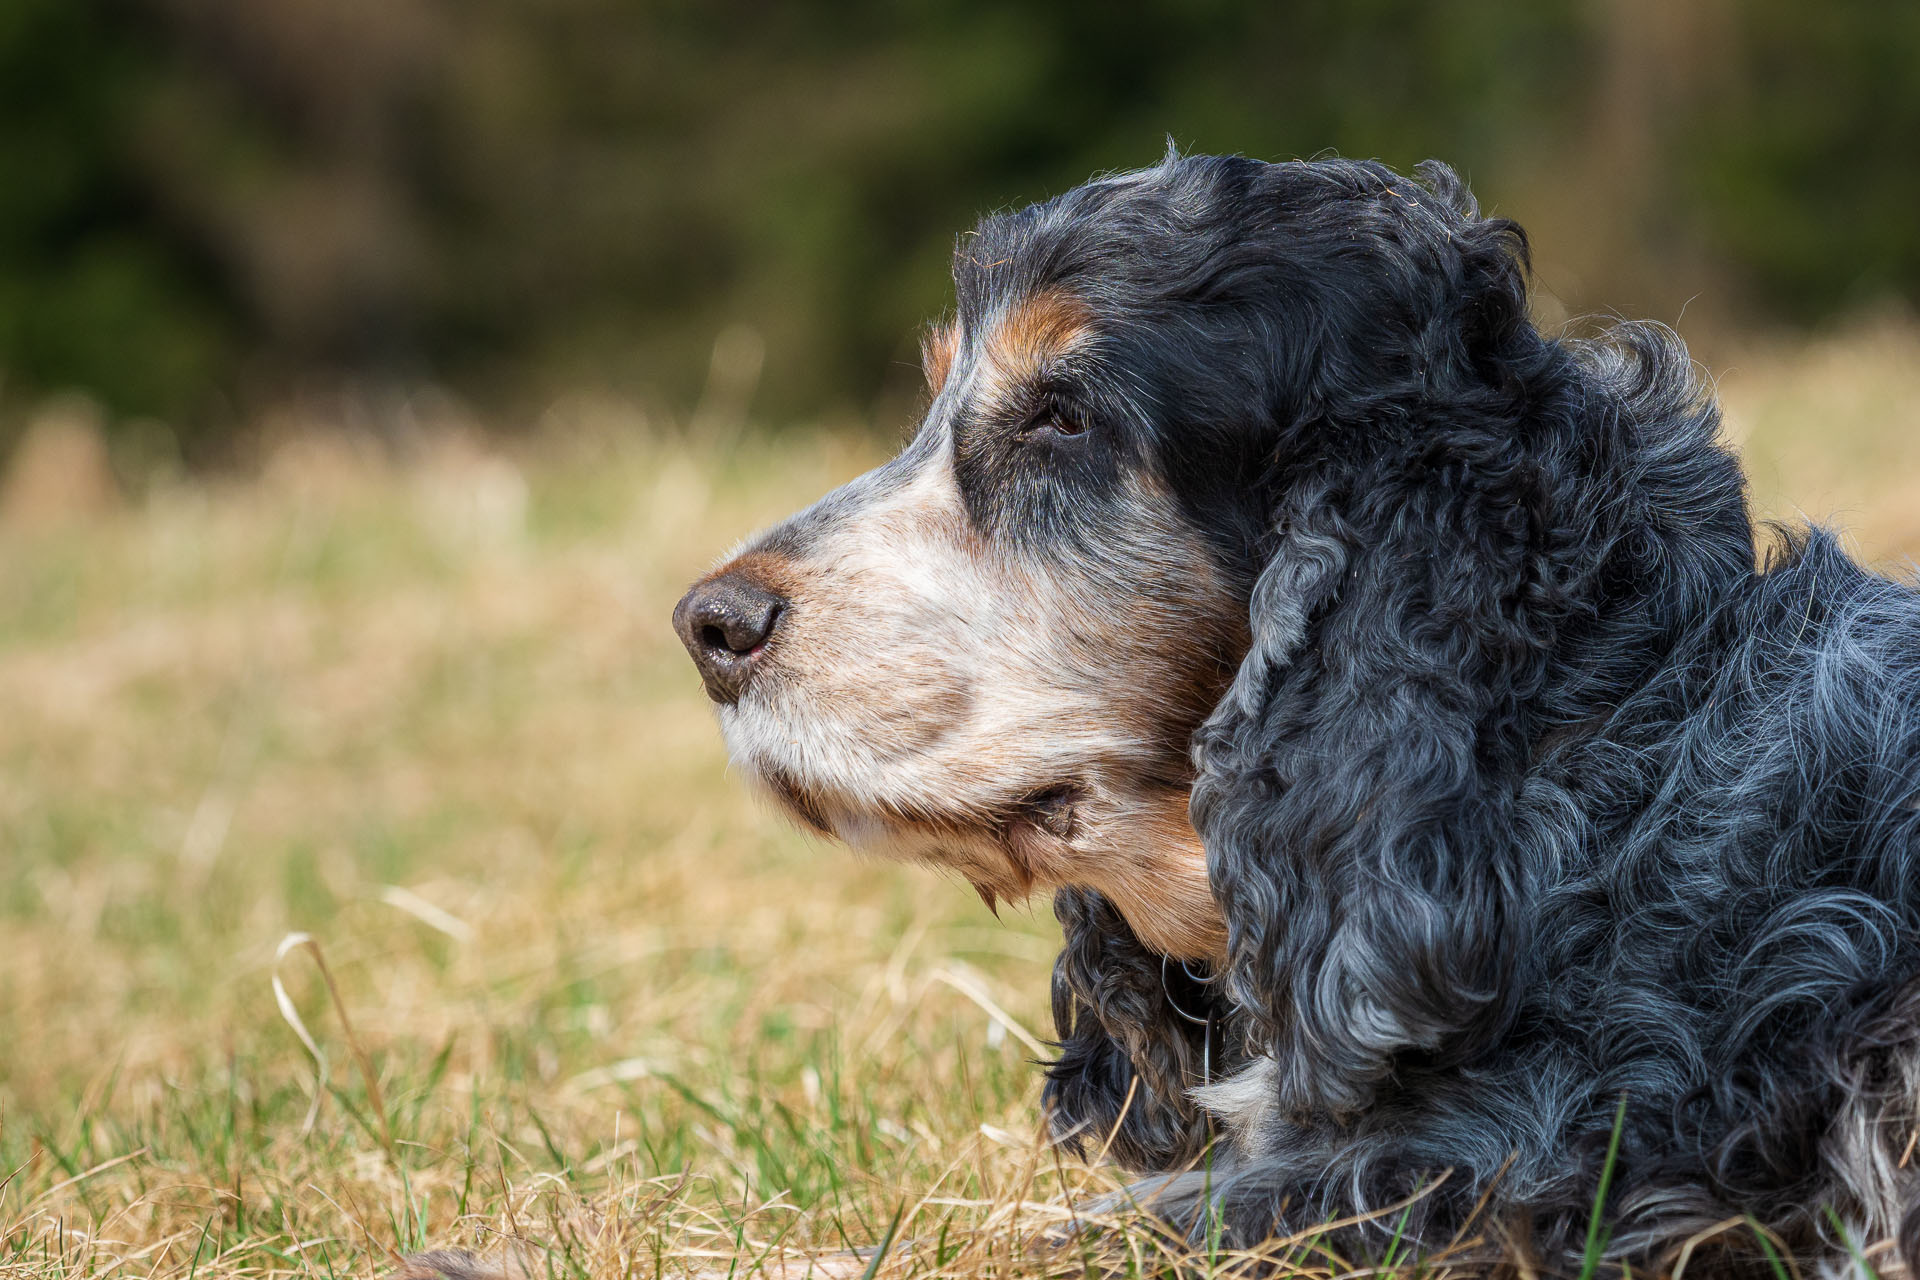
[2,316,1917,1279]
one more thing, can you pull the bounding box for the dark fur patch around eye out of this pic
[952,398,1127,548]
[947,293,1136,547]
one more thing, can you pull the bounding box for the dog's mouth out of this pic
[758,765,1089,849]
[754,764,1094,891]
[1010,781,1087,840]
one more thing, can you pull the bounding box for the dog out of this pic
[416,151,1920,1278]
[664,152,1920,1275]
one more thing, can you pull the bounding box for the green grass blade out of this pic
[1745,1213,1792,1280]
[858,1203,906,1280]
[1578,1094,1629,1280]
[1823,1205,1880,1280]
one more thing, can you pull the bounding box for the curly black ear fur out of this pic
[1042,888,1236,1169]
[1191,163,1575,1116]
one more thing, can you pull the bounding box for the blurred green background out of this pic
[2,0,1917,463]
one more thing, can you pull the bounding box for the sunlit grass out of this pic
[2,318,1916,1278]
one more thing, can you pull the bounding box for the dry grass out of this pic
[2,318,1917,1279]
[1719,312,1920,569]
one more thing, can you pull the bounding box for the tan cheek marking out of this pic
[994,505,1247,759]
[921,322,958,397]
[1129,600,1250,751]
[1010,785,1227,963]
[1103,798,1227,964]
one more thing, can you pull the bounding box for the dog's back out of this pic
[1551,532,1920,1257]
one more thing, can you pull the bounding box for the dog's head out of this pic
[672,152,1540,971]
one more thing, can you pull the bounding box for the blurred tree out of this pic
[1683,0,1920,317]
[0,0,231,442]
[0,0,1912,454]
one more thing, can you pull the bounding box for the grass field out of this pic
[2,316,1918,1279]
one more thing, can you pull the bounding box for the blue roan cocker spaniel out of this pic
[657,153,1920,1276]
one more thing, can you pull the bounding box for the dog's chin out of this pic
[735,748,1229,963]
[743,755,1062,903]
[752,761,841,837]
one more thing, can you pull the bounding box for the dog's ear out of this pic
[1192,166,1559,1116]
[1042,888,1219,1170]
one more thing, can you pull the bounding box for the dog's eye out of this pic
[1023,408,1088,439]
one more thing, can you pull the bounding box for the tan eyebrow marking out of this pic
[921,322,959,396]
[965,289,1095,416]
[984,289,1093,378]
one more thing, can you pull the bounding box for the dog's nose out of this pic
[672,572,787,704]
